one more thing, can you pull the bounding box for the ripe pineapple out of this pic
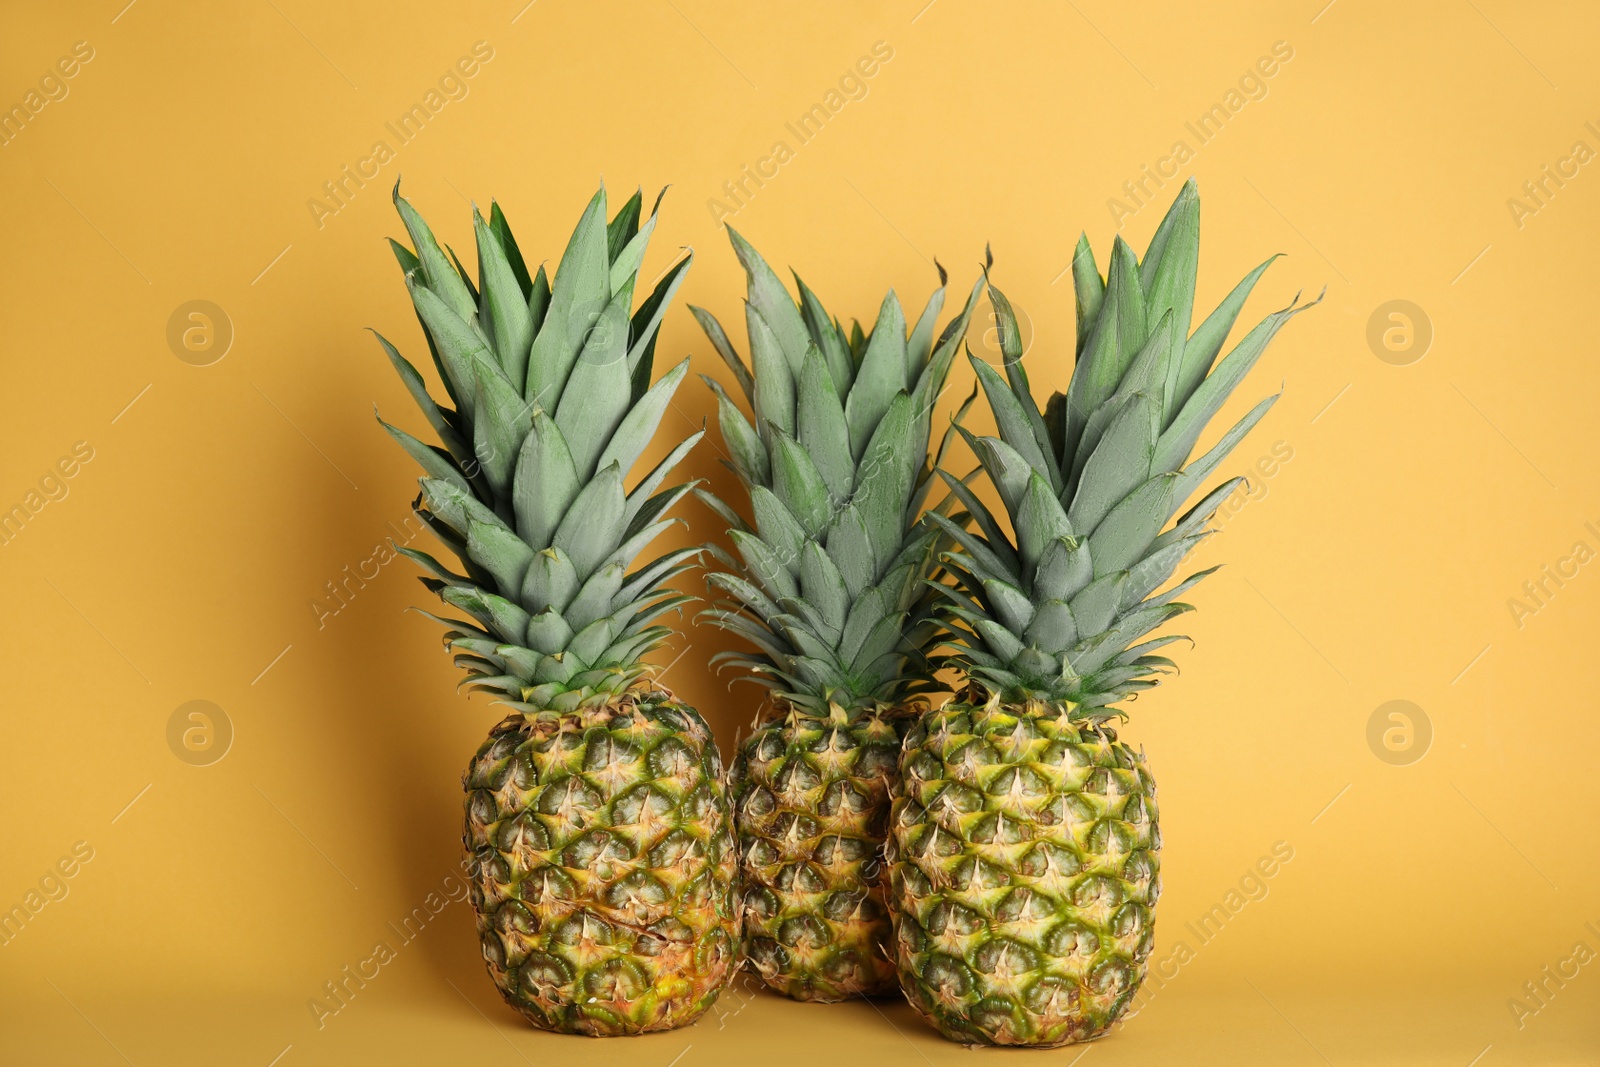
[692,232,981,1001]
[888,180,1318,1046]
[374,182,737,1035]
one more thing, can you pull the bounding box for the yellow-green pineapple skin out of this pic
[464,693,738,1035]
[888,697,1159,1046]
[732,704,911,999]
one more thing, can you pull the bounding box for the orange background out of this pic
[1,2,1596,1064]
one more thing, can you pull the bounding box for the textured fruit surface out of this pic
[888,699,1160,1047]
[732,704,910,1000]
[463,694,738,1036]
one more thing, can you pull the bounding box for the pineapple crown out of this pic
[692,229,984,718]
[373,181,703,714]
[932,179,1320,720]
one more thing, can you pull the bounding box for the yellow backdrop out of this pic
[1,2,1595,1064]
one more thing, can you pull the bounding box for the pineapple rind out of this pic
[888,698,1159,1047]
[732,703,912,1000]
[465,693,738,1035]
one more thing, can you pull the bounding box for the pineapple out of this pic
[888,180,1318,1046]
[692,232,982,1001]
[373,182,737,1035]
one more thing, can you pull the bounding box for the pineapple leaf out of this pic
[838,583,888,664]
[925,512,1018,585]
[705,570,780,622]
[969,356,1054,488]
[370,330,473,467]
[1122,534,1209,610]
[388,237,420,277]
[623,481,696,543]
[395,544,469,585]
[617,547,701,604]
[693,485,752,537]
[552,461,626,578]
[596,357,689,479]
[796,346,854,505]
[512,412,580,552]
[608,518,682,574]
[1173,392,1279,508]
[520,546,579,615]
[1032,535,1093,604]
[1025,599,1078,656]
[934,468,1020,576]
[466,518,535,597]
[1154,292,1317,474]
[987,283,1058,488]
[526,609,574,655]
[1088,472,1178,577]
[392,184,477,323]
[564,562,625,634]
[726,226,811,372]
[554,297,631,480]
[441,584,531,646]
[823,504,875,599]
[420,476,503,540]
[1154,476,1244,552]
[982,577,1035,634]
[445,244,479,304]
[704,376,768,487]
[1066,236,1147,459]
[906,273,948,375]
[847,611,910,675]
[794,273,854,397]
[1068,391,1158,536]
[378,413,469,493]
[966,430,1035,518]
[609,210,656,296]
[627,250,692,397]
[623,430,703,531]
[486,201,533,299]
[843,292,909,460]
[770,432,833,537]
[1070,310,1170,488]
[748,304,796,438]
[471,358,527,500]
[473,207,534,390]
[525,186,609,410]
[527,264,551,338]
[732,530,800,601]
[975,619,1026,663]
[1173,254,1280,421]
[848,392,917,572]
[1015,471,1075,572]
[1138,178,1200,418]
[1067,571,1128,636]
[1071,233,1103,356]
[406,278,492,422]
[690,305,755,403]
[750,486,807,576]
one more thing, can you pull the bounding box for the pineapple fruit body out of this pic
[465,694,738,1035]
[888,697,1158,1046]
[895,180,1311,1045]
[693,231,984,1001]
[375,184,732,1033]
[732,702,911,999]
